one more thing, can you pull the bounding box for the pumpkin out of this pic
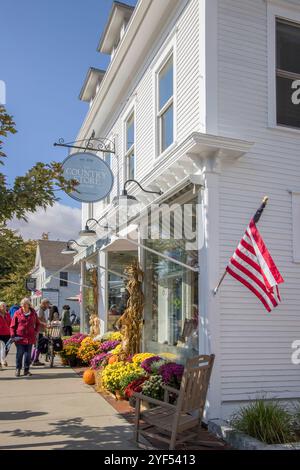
[108,354,118,365]
[83,369,95,385]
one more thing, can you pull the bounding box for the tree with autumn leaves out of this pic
[0,105,76,304]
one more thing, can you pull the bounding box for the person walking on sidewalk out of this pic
[61,305,72,337]
[9,303,20,318]
[31,298,50,366]
[0,302,11,368]
[10,298,40,377]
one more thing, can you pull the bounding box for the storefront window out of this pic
[143,198,199,362]
[107,251,137,330]
[83,260,98,333]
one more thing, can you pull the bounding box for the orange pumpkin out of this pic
[108,355,118,365]
[83,369,95,385]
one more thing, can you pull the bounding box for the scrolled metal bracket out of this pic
[53,134,115,154]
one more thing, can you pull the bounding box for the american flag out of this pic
[226,219,284,312]
[35,289,42,297]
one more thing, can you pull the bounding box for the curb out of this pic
[208,419,300,450]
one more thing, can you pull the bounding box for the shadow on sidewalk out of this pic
[0,410,47,421]
[0,417,136,450]
[0,372,79,381]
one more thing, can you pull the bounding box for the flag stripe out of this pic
[234,248,262,274]
[229,258,278,308]
[225,219,283,312]
[249,220,284,287]
[226,266,272,312]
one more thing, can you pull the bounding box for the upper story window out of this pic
[60,271,68,287]
[276,18,300,129]
[125,111,135,180]
[157,54,174,154]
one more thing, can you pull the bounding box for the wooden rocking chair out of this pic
[133,354,215,450]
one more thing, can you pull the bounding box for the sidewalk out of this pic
[0,350,138,450]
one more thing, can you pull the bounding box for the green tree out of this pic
[0,105,77,223]
[0,228,36,305]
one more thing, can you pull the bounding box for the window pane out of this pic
[126,113,134,151]
[126,149,135,180]
[143,197,199,363]
[60,272,68,287]
[107,251,137,330]
[276,19,300,74]
[277,75,300,128]
[159,55,173,110]
[161,103,173,152]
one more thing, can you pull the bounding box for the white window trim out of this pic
[267,0,300,132]
[122,99,137,182]
[153,35,177,159]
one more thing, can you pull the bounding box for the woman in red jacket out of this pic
[0,301,11,368]
[10,297,40,377]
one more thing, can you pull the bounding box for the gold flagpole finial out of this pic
[262,196,269,204]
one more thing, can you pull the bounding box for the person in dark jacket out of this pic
[0,302,11,367]
[61,305,72,337]
[10,298,40,377]
[49,305,59,322]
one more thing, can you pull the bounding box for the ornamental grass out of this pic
[231,399,296,445]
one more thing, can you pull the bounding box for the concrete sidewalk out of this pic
[0,350,138,450]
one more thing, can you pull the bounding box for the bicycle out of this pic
[44,324,62,368]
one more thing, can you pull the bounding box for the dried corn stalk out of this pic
[118,260,144,358]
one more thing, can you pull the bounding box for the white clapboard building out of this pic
[30,240,80,319]
[71,0,300,420]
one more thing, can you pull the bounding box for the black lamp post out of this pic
[112,179,163,207]
[79,218,112,237]
[61,240,88,255]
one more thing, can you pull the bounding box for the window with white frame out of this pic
[276,18,300,128]
[157,53,174,154]
[125,111,135,180]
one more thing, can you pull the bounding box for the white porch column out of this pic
[80,260,86,334]
[98,250,108,335]
[198,155,222,420]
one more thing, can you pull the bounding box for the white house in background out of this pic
[73,0,300,421]
[30,240,80,318]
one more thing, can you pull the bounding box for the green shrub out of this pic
[293,402,300,431]
[231,399,295,445]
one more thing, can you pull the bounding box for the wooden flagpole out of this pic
[213,196,269,296]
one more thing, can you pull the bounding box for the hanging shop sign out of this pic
[25,277,36,292]
[62,152,114,203]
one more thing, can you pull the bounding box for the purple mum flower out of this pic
[158,362,184,385]
[99,340,120,353]
[141,355,163,373]
[63,333,87,346]
[90,352,108,370]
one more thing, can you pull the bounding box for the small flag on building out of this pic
[35,289,42,297]
[226,218,284,312]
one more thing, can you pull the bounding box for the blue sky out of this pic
[1,0,137,210]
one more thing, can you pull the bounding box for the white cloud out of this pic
[9,203,81,241]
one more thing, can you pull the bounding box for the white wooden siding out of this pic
[89,0,201,218]
[217,0,300,415]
